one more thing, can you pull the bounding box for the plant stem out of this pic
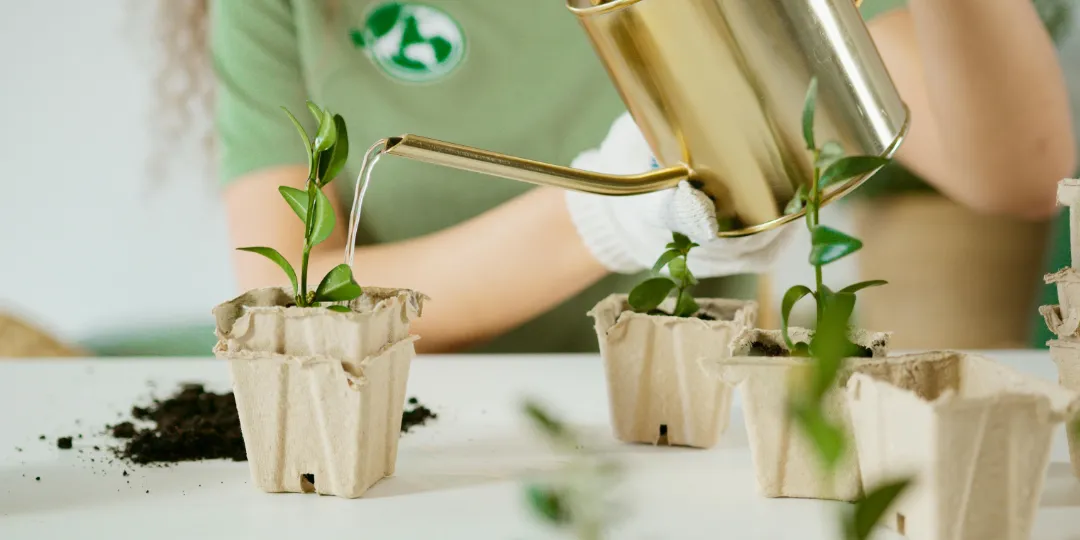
[808,149,824,321]
[300,175,318,306]
[300,243,312,306]
[672,252,690,314]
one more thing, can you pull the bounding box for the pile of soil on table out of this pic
[109,383,246,465]
[107,384,437,465]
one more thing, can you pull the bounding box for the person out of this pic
[197,0,1075,355]
[847,0,1079,350]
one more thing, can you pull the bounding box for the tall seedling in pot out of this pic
[786,77,913,539]
[237,102,363,311]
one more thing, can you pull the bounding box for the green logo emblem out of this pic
[350,2,467,83]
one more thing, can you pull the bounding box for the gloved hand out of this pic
[565,112,795,277]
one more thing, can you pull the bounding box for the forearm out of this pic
[876,1,1076,218]
[305,187,607,353]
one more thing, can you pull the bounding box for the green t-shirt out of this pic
[205,0,757,355]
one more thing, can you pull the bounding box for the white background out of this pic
[2,1,1079,348]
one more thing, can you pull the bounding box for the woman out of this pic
[849,0,1079,350]
[201,0,1074,354]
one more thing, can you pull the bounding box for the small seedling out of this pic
[522,400,621,540]
[237,102,362,311]
[627,233,701,317]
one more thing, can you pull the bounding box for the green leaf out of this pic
[802,77,819,150]
[318,114,350,185]
[327,305,352,313]
[819,156,890,190]
[822,291,856,331]
[312,107,337,154]
[309,187,335,247]
[716,215,738,232]
[781,285,814,349]
[314,264,363,302]
[812,291,857,358]
[817,141,844,169]
[628,278,676,313]
[667,256,696,285]
[792,405,846,470]
[279,186,309,222]
[785,184,808,215]
[236,247,298,294]
[525,484,570,526]
[305,101,323,125]
[838,280,888,294]
[810,225,863,265]
[674,288,700,317]
[281,107,313,168]
[806,292,857,400]
[651,249,681,274]
[670,232,693,253]
[523,400,569,441]
[848,479,912,540]
[790,342,811,357]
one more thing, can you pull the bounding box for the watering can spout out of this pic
[383,135,692,195]
[379,0,909,237]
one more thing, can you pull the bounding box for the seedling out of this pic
[522,400,621,540]
[237,102,363,311]
[627,233,701,317]
[787,77,911,539]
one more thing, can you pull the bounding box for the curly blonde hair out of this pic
[143,0,349,185]
[128,0,215,185]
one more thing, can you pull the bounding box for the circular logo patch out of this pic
[349,2,467,83]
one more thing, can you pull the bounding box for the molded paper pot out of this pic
[213,287,426,499]
[706,328,890,501]
[589,294,757,448]
[1045,268,1080,331]
[845,351,1080,540]
[1048,339,1080,478]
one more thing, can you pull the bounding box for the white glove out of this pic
[565,112,795,277]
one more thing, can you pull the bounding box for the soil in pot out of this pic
[746,341,874,358]
[707,327,891,501]
[641,308,716,321]
[589,294,758,449]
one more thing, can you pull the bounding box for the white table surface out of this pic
[0,352,1077,540]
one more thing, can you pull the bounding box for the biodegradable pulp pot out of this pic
[705,327,891,502]
[1048,339,1080,478]
[589,293,757,448]
[1045,268,1080,330]
[213,286,426,499]
[845,351,1080,540]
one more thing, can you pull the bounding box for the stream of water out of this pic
[344,139,389,269]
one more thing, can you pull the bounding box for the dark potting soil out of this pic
[644,309,716,320]
[401,397,437,433]
[110,383,246,465]
[105,384,437,466]
[748,342,789,357]
[747,341,875,358]
[111,422,136,439]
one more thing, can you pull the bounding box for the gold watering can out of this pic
[379,0,908,237]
